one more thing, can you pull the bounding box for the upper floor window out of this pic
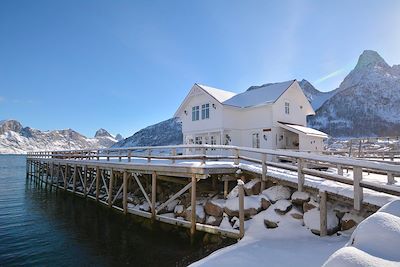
[201,103,210,119]
[285,102,290,114]
[192,106,199,121]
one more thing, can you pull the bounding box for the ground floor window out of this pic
[210,135,216,145]
[252,133,260,148]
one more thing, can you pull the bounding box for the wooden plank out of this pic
[95,167,100,201]
[132,173,152,209]
[319,190,327,237]
[156,181,192,213]
[190,174,197,238]
[261,153,267,191]
[297,158,305,192]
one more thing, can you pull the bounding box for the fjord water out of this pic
[0,155,201,266]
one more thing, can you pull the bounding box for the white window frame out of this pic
[201,103,210,120]
[192,106,200,121]
[285,102,290,115]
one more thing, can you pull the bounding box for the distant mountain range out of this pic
[2,50,398,153]
[0,120,121,154]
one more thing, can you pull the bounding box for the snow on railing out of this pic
[27,144,400,212]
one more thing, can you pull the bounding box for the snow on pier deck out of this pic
[26,145,400,241]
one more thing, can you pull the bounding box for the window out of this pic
[195,136,202,144]
[285,102,290,114]
[252,133,260,148]
[192,106,199,121]
[210,136,216,145]
[201,103,210,119]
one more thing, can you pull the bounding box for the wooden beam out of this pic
[123,171,128,214]
[353,167,363,211]
[108,169,114,207]
[72,165,77,192]
[297,158,305,192]
[156,181,192,213]
[190,174,197,238]
[151,172,157,220]
[132,173,152,209]
[95,167,100,201]
[261,153,267,191]
[319,190,327,237]
[238,180,245,238]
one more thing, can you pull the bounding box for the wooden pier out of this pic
[27,145,400,239]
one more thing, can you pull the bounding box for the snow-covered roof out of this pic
[222,80,295,108]
[278,122,328,138]
[196,84,236,103]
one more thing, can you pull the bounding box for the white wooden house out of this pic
[174,80,328,152]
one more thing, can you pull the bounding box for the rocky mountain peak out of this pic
[0,120,23,134]
[95,128,113,138]
[354,50,389,70]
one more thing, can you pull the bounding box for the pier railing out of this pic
[27,144,400,210]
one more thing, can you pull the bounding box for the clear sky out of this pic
[0,0,399,137]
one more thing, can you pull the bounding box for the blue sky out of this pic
[0,0,399,137]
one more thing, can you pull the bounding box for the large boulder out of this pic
[174,204,186,217]
[206,215,223,226]
[185,205,206,223]
[291,191,310,205]
[244,178,261,195]
[262,185,291,203]
[303,208,339,235]
[274,199,292,215]
[204,199,225,217]
[224,195,264,218]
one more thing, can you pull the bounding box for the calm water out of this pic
[0,155,207,266]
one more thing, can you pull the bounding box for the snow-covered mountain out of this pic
[309,50,400,137]
[112,118,182,148]
[0,120,118,154]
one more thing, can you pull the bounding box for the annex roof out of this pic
[278,122,329,138]
[222,80,296,108]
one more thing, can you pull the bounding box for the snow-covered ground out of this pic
[191,203,349,267]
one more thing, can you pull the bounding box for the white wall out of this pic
[299,135,325,151]
[272,83,314,127]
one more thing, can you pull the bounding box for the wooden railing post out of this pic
[64,164,68,190]
[147,149,152,163]
[261,153,267,191]
[353,167,363,211]
[234,148,240,165]
[119,151,122,162]
[172,148,176,164]
[202,147,206,164]
[151,172,157,221]
[72,165,77,192]
[123,171,128,214]
[128,151,132,162]
[83,166,87,197]
[319,190,327,237]
[238,179,245,239]
[337,165,343,176]
[297,158,305,192]
[387,172,395,185]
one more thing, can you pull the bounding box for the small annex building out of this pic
[174,80,328,152]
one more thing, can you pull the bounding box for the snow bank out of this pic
[322,246,399,267]
[303,208,338,233]
[379,199,400,217]
[348,212,400,261]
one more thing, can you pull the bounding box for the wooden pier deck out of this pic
[27,145,400,239]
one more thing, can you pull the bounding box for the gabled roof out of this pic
[222,80,296,108]
[196,84,236,103]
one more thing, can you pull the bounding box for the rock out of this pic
[261,197,271,210]
[204,200,224,217]
[224,195,263,218]
[244,178,261,195]
[206,215,222,226]
[226,185,239,199]
[303,200,318,213]
[262,185,291,203]
[290,213,303,220]
[264,219,279,229]
[341,213,364,231]
[185,205,206,223]
[291,191,310,205]
[219,214,233,230]
[139,202,150,212]
[174,204,185,217]
[304,208,339,235]
[274,200,292,215]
